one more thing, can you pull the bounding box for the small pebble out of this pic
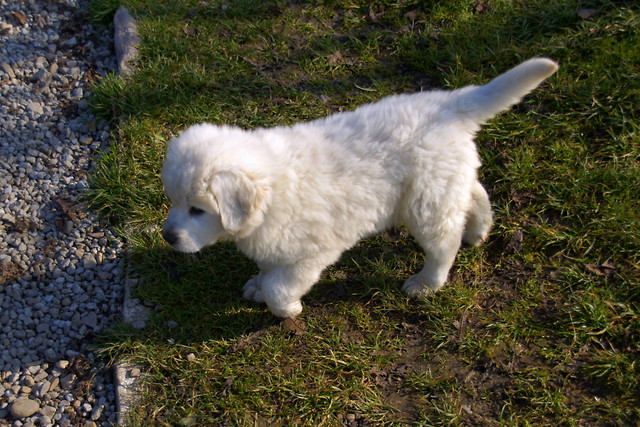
[55,360,70,370]
[9,398,40,418]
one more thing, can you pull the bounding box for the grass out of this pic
[88,0,639,424]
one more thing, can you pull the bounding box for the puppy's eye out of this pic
[189,207,206,216]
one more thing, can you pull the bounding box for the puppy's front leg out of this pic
[242,271,266,303]
[259,261,326,319]
[242,261,275,303]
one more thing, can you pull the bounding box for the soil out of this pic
[263,250,620,425]
[0,259,23,286]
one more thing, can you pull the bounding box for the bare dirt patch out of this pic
[0,259,24,286]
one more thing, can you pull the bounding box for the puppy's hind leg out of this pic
[402,212,465,297]
[462,181,493,247]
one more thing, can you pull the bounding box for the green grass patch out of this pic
[89,0,639,424]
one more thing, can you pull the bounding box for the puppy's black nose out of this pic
[162,229,178,246]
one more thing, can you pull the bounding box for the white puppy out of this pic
[162,58,558,318]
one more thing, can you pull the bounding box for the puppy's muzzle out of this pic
[162,228,179,246]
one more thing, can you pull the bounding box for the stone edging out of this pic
[111,6,148,426]
[113,7,140,77]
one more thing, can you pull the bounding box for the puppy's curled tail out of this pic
[455,57,558,123]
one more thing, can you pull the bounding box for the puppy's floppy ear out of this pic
[209,169,269,237]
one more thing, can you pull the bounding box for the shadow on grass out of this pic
[123,242,264,345]
[117,233,423,347]
[92,0,614,126]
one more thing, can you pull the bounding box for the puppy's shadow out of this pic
[127,241,270,344]
[307,227,425,304]
[125,228,424,344]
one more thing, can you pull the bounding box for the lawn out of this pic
[88,0,639,424]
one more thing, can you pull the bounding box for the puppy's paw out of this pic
[242,275,264,303]
[462,228,489,247]
[268,300,303,319]
[401,274,437,298]
[463,209,492,247]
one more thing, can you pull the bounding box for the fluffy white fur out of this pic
[162,58,558,318]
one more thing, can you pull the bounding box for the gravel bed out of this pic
[1,0,125,425]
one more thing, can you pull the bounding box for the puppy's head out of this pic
[161,124,270,253]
